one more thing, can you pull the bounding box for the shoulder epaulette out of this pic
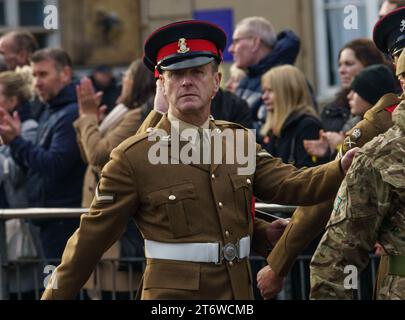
[213,120,248,130]
[118,131,150,152]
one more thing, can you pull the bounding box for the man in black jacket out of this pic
[211,88,253,128]
[0,48,86,259]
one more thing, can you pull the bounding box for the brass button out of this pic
[225,230,230,237]
[218,202,223,209]
[168,195,176,201]
[229,261,234,267]
[246,178,251,185]
[211,174,216,180]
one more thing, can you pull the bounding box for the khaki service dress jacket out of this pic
[42,114,344,300]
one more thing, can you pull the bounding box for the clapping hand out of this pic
[0,108,21,144]
[303,130,329,157]
[76,77,103,119]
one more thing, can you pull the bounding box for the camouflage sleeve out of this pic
[268,95,401,277]
[309,152,391,299]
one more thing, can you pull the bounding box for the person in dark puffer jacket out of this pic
[229,16,301,132]
[0,48,86,260]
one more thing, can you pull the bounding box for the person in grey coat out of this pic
[0,67,42,299]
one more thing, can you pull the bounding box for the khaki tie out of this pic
[198,128,204,163]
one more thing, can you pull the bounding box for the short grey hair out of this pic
[235,16,277,49]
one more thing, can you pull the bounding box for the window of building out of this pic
[0,0,60,48]
[313,0,380,100]
[19,0,44,26]
[0,0,5,26]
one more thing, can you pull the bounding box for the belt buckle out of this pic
[222,241,239,262]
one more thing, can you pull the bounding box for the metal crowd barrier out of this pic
[0,205,379,300]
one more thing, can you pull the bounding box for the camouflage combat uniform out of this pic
[310,101,405,300]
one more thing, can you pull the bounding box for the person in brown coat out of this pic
[73,59,155,299]
[41,20,357,300]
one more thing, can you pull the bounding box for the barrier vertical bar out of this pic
[0,220,9,299]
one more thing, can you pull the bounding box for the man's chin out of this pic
[177,103,204,113]
[37,94,49,103]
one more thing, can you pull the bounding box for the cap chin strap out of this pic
[390,35,405,56]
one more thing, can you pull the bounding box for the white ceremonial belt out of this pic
[144,236,250,264]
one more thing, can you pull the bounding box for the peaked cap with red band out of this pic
[373,6,405,56]
[143,20,227,77]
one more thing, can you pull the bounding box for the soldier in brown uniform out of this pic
[257,7,405,299]
[41,20,356,300]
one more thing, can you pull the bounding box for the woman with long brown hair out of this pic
[307,38,391,158]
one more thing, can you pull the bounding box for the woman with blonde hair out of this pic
[260,64,328,299]
[260,65,327,168]
[0,67,41,299]
[0,67,37,207]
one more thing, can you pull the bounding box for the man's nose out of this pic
[181,75,193,87]
[228,43,235,54]
[35,79,43,88]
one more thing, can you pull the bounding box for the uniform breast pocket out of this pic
[147,182,197,238]
[229,174,253,224]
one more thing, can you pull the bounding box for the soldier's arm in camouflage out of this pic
[309,153,391,299]
[267,94,400,277]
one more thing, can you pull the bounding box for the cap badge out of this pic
[401,20,405,33]
[177,38,190,54]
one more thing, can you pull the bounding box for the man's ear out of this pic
[9,96,18,110]
[159,74,167,96]
[60,66,72,84]
[213,71,222,94]
[251,36,262,52]
[17,50,29,65]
